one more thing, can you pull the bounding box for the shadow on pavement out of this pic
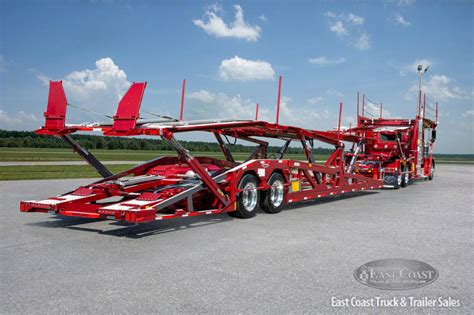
[26,190,380,238]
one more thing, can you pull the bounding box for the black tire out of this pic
[229,174,260,219]
[394,170,402,190]
[401,166,409,188]
[261,172,286,214]
[428,162,435,180]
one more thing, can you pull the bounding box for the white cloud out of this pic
[462,109,474,118]
[325,12,370,49]
[308,56,346,66]
[188,90,269,120]
[307,96,324,105]
[347,13,364,25]
[354,33,370,50]
[400,58,432,76]
[397,0,416,6]
[218,56,275,81]
[193,5,261,42]
[395,14,411,27]
[363,101,392,118]
[35,72,50,85]
[36,57,131,118]
[278,96,322,127]
[330,21,347,36]
[325,12,364,25]
[0,109,40,130]
[323,109,331,119]
[207,3,223,13]
[187,90,327,129]
[383,0,416,6]
[187,90,216,103]
[405,74,470,101]
[259,14,267,22]
[344,115,357,126]
[326,89,344,98]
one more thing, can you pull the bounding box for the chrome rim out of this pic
[405,172,409,184]
[270,179,284,207]
[397,173,402,186]
[242,182,258,211]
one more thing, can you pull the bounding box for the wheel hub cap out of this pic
[270,180,284,207]
[242,182,257,211]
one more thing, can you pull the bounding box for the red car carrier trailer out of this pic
[20,80,384,223]
[334,92,438,189]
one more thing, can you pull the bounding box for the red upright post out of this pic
[111,82,147,133]
[179,79,186,121]
[276,76,282,124]
[337,102,343,143]
[255,103,259,120]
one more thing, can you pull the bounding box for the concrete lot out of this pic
[0,164,472,314]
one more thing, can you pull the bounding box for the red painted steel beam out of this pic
[179,79,186,121]
[337,102,343,143]
[110,82,147,133]
[161,130,229,207]
[276,76,282,124]
[36,81,78,135]
[44,81,67,130]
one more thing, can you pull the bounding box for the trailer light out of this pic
[291,181,300,192]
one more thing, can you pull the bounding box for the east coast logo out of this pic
[354,259,438,290]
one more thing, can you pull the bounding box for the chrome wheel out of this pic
[397,173,402,187]
[270,179,284,207]
[242,182,258,212]
[261,172,286,214]
[230,174,260,219]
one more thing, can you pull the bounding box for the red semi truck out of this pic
[340,94,438,189]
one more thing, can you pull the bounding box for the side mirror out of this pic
[431,130,436,142]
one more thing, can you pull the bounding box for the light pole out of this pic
[417,64,429,116]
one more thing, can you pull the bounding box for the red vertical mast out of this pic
[337,102,343,143]
[179,79,186,121]
[276,76,282,124]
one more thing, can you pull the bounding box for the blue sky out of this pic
[0,0,472,153]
